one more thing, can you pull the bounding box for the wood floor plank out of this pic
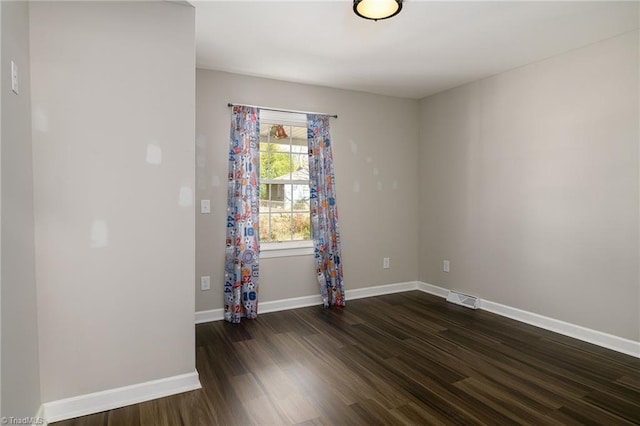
[51,291,640,425]
[242,394,286,425]
[275,392,322,424]
[383,356,511,425]
[617,374,640,392]
[452,377,561,425]
[582,389,640,424]
[556,400,637,425]
[391,401,457,425]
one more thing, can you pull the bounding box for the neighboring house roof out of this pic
[272,165,309,182]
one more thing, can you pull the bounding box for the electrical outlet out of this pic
[11,61,19,94]
[200,199,211,214]
[383,257,390,269]
[443,260,450,273]
[200,276,211,291]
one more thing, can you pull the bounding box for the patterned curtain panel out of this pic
[225,106,260,323]
[307,114,345,307]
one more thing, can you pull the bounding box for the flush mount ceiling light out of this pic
[353,0,402,21]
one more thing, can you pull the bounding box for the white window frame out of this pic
[259,110,313,258]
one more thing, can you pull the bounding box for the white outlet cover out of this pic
[200,199,211,214]
[200,276,211,291]
[11,61,19,94]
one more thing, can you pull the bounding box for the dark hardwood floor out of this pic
[53,291,640,425]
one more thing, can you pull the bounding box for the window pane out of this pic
[292,184,310,211]
[259,131,271,155]
[259,143,269,178]
[267,141,291,180]
[259,183,268,203]
[270,213,291,242]
[291,127,307,172]
[267,183,285,212]
[259,214,271,242]
[258,121,311,244]
[292,213,311,241]
[294,149,309,172]
[290,126,307,148]
[274,187,281,209]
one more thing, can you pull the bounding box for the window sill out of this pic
[261,241,314,258]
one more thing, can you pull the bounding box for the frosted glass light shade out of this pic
[353,0,402,21]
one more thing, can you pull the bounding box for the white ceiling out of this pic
[194,1,639,99]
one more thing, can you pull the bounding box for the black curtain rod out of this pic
[227,103,338,119]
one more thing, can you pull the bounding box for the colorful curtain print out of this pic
[307,114,345,307]
[225,106,260,323]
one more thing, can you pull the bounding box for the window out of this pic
[259,111,313,256]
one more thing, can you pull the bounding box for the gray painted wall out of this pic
[1,0,41,418]
[29,1,196,402]
[196,70,420,312]
[419,31,639,341]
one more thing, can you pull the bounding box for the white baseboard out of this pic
[195,294,325,324]
[195,307,224,324]
[194,281,639,358]
[417,281,449,298]
[195,281,420,324]
[416,281,639,358]
[346,281,419,300]
[480,298,640,358]
[259,293,323,314]
[35,405,47,426]
[41,370,201,423]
